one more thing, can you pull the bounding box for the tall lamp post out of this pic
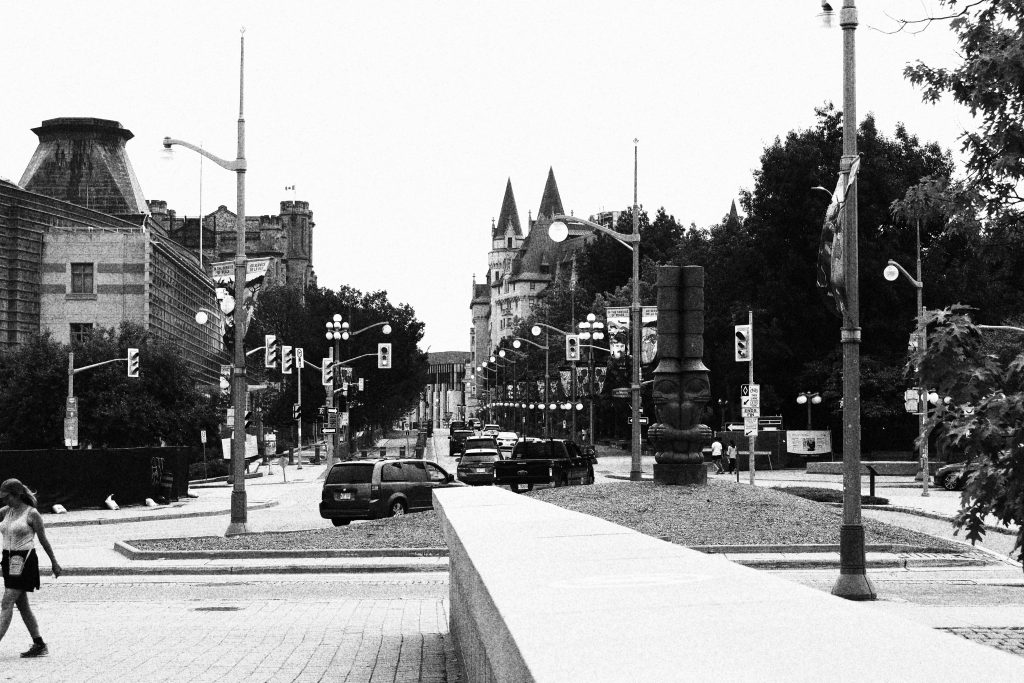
[578,313,605,448]
[478,362,497,422]
[164,31,250,536]
[883,257,929,496]
[499,347,526,434]
[549,142,642,478]
[515,335,549,437]
[796,392,822,429]
[820,0,876,601]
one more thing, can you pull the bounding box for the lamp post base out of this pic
[831,524,877,601]
[629,471,643,481]
[225,491,251,537]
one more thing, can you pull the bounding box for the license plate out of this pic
[516,483,529,491]
[474,468,487,473]
[334,492,353,501]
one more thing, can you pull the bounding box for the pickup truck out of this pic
[493,438,597,492]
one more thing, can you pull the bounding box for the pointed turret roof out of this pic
[726,200,740,229]
[536,167,564,219]
[493,178,522,239]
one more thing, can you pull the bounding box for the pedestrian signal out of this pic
[322,358,334,386]
[244,410,254,431]
[903,388,921,414]
[292,403,301,420]
[281,345,294,374]
[565,334,581,362]
[378,343,392,369]
[126,348,140,378]
[734,325,752,362]
[265,334,280,369]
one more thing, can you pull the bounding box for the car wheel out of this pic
[389,500,407,516]
[942,472,962,491]
[331,519,350,527]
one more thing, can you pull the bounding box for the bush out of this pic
[189,458,230,480]
[777,486,888,506]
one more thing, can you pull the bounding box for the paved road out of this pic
[2,573,459,682]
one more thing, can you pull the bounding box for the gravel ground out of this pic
[129,480,964,552]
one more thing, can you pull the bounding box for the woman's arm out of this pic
[28,510,61,578]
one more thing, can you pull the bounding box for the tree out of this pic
[904,1,1024,214]
[0,322,215,449]
[913,305,1024,569]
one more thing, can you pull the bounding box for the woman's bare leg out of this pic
[15,592,39,638]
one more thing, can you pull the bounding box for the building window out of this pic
[71,263,94,294]
[530,282,536,291]
[507,237,513,249]
[70,323,94,344]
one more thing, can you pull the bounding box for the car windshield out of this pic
[465,438,496,450]
[461,452,499,463]
[484,425,500,431]
[326,464,374,484]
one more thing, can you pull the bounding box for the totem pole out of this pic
[648,265,712,485]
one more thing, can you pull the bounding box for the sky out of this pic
[0,1,971,353]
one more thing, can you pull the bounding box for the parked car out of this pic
[449,429,475,456]
[495,431,519,456]
[456,447,504,485]
[934,461,979,491]
[482,424,501,438]
[319,459,464,526]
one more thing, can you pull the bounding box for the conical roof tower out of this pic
[536,167,564,220]
[492,178,522,239]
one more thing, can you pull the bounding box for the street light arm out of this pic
[551,214,637,250]
[978,325,1024,334]
[514,336,549,350]
[532,321,573,337]
[345,321,392,338]
[163,137,247,172]
[887,259,922,288]
[338,352,380,365]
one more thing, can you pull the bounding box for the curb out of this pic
[691,543,955,554]
[45,500,280,528]
[113,540,448,560]
[40,561,450,577]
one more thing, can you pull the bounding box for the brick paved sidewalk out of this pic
[1,594,462,682]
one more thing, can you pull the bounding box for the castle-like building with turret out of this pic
[467,168,594,415]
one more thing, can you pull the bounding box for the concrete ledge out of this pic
[807,461,944,475]
[434,486,1020,682]
[113,540,448,560]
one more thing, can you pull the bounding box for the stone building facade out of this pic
[467,168,594,418]
[0,118,221,383]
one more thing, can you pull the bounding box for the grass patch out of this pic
[774,486,889,506]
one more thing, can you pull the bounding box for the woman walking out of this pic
[0,479,61,657]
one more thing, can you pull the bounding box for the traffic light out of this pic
[321,358,334,386]
[281,345,294,374]
[358,377,364,392]
[264,334,280,369]
[126,348,140,378]
[904,388,922,414]
[244,410,254,431]
[378,343,392,369]
[292,403,301,420]
[734,325,752,362]
[565,335,581,362]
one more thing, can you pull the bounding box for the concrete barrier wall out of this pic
[434,486,1020,682]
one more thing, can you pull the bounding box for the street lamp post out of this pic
[796,392,822,429]
[820,0,876,601]
[578,313,605,448]
[164,32,249,536]
[884,256,928,496]
[325,314,346,463]
[515,335,550,438]
[331,319,391,459]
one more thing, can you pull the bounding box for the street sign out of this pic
[740,383,760,417]
[322,428,337,434]
[63,416,78,448]
[628,417,649,425]
[611,388,630,399]
[200,429,207,444]
[744,417,759,436]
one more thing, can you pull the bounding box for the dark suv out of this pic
[449,429,475,456]
[319,459,464,526]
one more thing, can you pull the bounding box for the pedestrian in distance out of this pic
[727,440,738,474]
[0,479,61,658]
[710,436,725,473]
